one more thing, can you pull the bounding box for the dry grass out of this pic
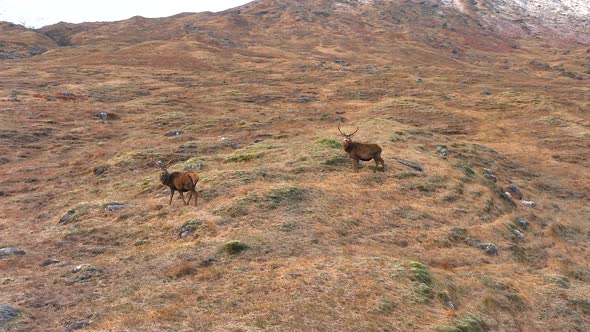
[0,1,589,331]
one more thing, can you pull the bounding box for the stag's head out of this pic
[154,160,172,181]
[338,123,359,143]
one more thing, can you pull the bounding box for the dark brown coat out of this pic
[339,124,385,173]
[155,161,199,206]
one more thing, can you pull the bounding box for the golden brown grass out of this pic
[0,2,589,331]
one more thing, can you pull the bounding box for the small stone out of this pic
[297,96,318,103]
[477,243,498,255]
[416,78,424,83]
[254,138,264,143]
[69,264,102,283]
[466,239,497,255]
[179,220,203,238]
[521,200,537,208]
[504,184,523,200]
[0,248,26,257]
[64,320,92,332]
[481,89,491,96]
[436,145,448,158]
[200,257,217,266]
[227,142,241,149]
[483,168,497,182]
[183,163,204,171]
[72,264,97,273]
[93,165,109,175]
[59,210,77,224]
[393,158,423,172]
[512,229,526,238]
[514,217,529,229]
[0,305,19,325]
[164,129,184,137]
[104,203,127,211]
[96,112,109,120]
[40,258,60,267]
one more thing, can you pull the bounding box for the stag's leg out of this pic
[191,189,198,207]
[169,189,175,205]
[352,159,359,173]
[186,191,192,205]
[179,191,188,205]
[380,158,385,172]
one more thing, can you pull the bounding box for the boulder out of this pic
[0,248,26,257]
[0,305,19,326]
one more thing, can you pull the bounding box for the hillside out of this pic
[1,0,589,331]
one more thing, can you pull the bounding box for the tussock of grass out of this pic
[317,138,342,149]
[373,297,397,314]
[438,313,486,332]
[568,297,590,313]
[261,187,305,209]
[166,263,197,279]
[409,261,432,285]
[222,240,248,255]
[226,153,262,163]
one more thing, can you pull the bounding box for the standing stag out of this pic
[155,160,199,206]
[338,123,385,173]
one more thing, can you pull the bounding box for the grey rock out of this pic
[477,243,498,255]
[0,305,19,325]
[521,200,537,208]
[64,320,91,332]
[59,210,77,224]
[69,264,103,283]
[104,202,127,211]
[393,158,423,172]
[227,142,241,149]
[297,96,318,103]
[40,258,61,267]
[93,165,109,175]
[96,112,109,120]
[183,163,204,171]
[29,46,47,56]
[481,88,491,96]
[483,168,497,182]
[416,78,424,83]
[436,145,448,158]
[500,192,517,207]
[179,220,203,238]
[505,184,523,200]
[334,59,350,66]
[466,239,498,255]
[164,129,184,137]
[0,248,26,257]
[514,217,529,229]
[512,229,526,238]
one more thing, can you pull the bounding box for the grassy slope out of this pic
[1,3,589,331]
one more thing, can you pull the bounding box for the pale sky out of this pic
[0,0,252,28]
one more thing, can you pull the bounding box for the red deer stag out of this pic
[155,160,199,206]
[338,123,385,173]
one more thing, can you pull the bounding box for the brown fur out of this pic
[338,123,385,173]
[155,161,199,206]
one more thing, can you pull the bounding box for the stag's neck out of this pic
[343,141,354,153]
[160,171,173,186]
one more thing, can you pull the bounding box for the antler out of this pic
[154,160,167,169]
[338,122,345,135]
[350,126,359,136]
